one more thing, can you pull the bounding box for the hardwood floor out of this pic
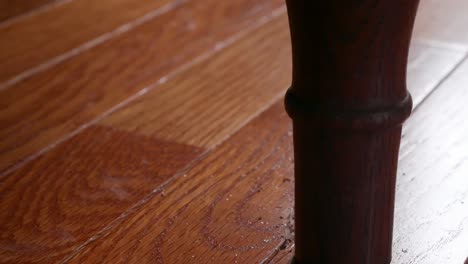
[0,0,176,87]
[0,0,58,23]
[0,0,284,175]
[67,102,295,264]
[0,0,467,263]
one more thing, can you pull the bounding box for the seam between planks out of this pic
[59,148,213,263]
[411,50,468,114]
[0,0,190,91]
[257,39,468,264]
[412,38,468,53]
[259,202,295,264]
[60,92,290,264]
[260,241,295,264]
[0,5,287,178]
[399,40,468,163]
[58,11,294,260]
[0,0,72,28]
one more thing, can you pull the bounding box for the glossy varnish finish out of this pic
[0,126,203,263]
[1,0,468,263]
[0,0,284,175]
[67,103,295,264]
[101,14,292,148]
[285,1,419,262]
[0,0,56,22]
[0,14,291,262]
[0,0,175,87]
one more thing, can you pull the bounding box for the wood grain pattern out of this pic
[268,246,294,264]
[0,6,289,262]
[413,0,468,47]
[285,1,418,262]
[101,14,291,148]
[65,57,468,263]
[0,0,175,87]
[0,0,285,175]
[0,0,56,22]
[67,102,295,264]
[0,126,203,263]
[100,42,463,150]
[393,58,468,264]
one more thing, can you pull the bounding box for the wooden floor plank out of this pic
[0,13,291,264]
[64,38,468,264]
[101,13,291,149]
[0,0,285,175]
[1,1,467,263]
[393,58,468,263]
[265,242,294,264]
[0,0,57,23]
[0,126,203,263]
[67,54,468,262]
[100,41,464,150]
[0,0,180,88]
[2,9,464,263]
[413,0,468,48]
[67,102,295,264]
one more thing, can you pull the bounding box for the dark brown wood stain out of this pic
[0,0,56,23]
[285,1,419,263]
[0,126,202,263]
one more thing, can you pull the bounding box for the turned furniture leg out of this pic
[284,1,420,263]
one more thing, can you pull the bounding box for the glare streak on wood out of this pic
[0,0,285,175]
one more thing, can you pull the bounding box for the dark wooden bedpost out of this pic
[284,1,420,263]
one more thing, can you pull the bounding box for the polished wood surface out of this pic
[285,1,419,262]
[0,0,283,175]
[0,126,202,263]
[0,0,56,23]
[0,0,467,263]
[0,0,174,87]
[0,13,290,263]
[68,102,295,264]
[101,14,291,149]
